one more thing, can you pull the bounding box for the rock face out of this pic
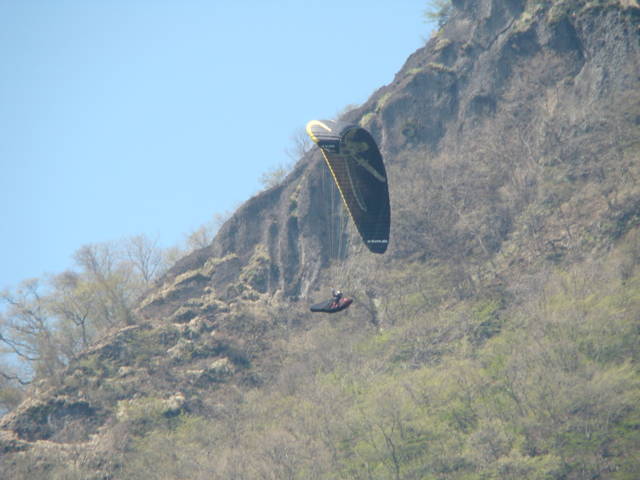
[1,1,639,477]
[136,157,335,326]
[140,0,640,325]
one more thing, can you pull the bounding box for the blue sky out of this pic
[1,0,432,289]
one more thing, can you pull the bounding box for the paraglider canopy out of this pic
[306,120,390,254]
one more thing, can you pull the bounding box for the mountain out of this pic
[2,0,639,478]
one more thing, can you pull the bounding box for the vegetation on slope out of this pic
[114,235,640,479]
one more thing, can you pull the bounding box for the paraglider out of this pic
[306,120,390,254]
[309,289,353,313]
[306,120,390,313]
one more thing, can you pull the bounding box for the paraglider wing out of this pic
[306,120,390,253]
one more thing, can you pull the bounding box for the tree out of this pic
[424,0,453,28]
[0,279,64,384]
[259,163,292,189]
[185,225,215,251]
[48,271,95,356]
[0,240,159,408]
[0,371,24,413]
[185,210,232,252]
[124,235,164,287]
[74,243,137,327]
[284,127,312,162]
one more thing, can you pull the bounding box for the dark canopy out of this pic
[306,120,390,254]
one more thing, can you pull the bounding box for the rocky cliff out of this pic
[1,1,639,478]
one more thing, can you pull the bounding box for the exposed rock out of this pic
[0,431,28,454]
[0,396,105,443]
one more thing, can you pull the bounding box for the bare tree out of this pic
[259,162,293,189]
[0,371,25,412]
[124,234,164,286]
[74,243,136,327]
[48,271,95,355]
[185,225,215,251]
[0,279,63,383]
[184,210,232,253]
[284,127,312,162]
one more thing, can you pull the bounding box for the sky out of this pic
[1,0,432,290]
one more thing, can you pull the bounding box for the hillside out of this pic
[2,0,640,478]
